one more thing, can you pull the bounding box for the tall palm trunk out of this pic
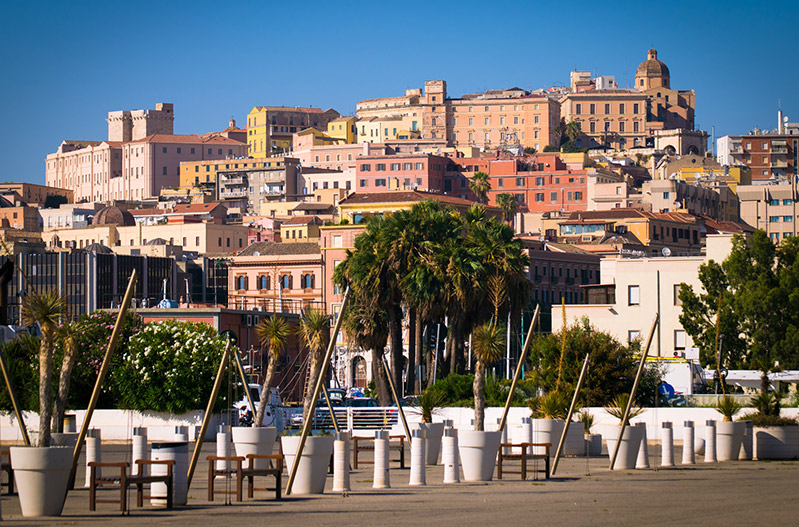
[38,325,54,446]
[53,336,77,434]
[302,352,322,424]
[406,307,416,393]
[473,361,486,431]
[388,304,403,395]
[414,311,424,390]
[254,355,278,427]
[371,347,392,406]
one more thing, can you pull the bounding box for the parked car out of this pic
[345,397,379,408]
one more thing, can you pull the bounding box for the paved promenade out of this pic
[1,443,797,525]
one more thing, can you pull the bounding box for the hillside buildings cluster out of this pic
[2,48,791,395]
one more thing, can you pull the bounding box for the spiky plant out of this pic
[715,395,743,422]
[471,322,505,431]
[527,391,569,419]
[576,409,594,434]
[298,308,332,424]
[417,388,446,423]
[253,315,291,427]
[604,393,645,426]
[21,289,67,446]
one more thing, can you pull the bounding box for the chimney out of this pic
[778,109,784,134]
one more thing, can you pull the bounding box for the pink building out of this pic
[355,153,471,197]
[292,131,387,171]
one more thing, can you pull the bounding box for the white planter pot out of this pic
[232,427,276,469]
[586,433,602,456]
[753,425,799,460]
[606,426,644,470]
[414,423,445,465]
[51,433,79,449]
[457,430,501,481]
[716,421,746,462]
[10,446,72,517]
[563,423,586,456]
[531,419,564,456]
[281,435,334,494]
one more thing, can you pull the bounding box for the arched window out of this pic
[281,275,292,290]
[236,275,248,290]
[258,275,269,290]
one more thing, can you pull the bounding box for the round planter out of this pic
[511,421,533,455]
[606,425,644,470]
[414,423,445,465]
[151,441,188,506]
[51,432,79,449]
[532,419,564,456]
[716,421,746,462]
[232,426,276,470]
[457,430,501,482]
[586,433,602,456]
[10,446,72,517]
[563,423,586,456]
[753,425,799,460]
[281,435,334,494]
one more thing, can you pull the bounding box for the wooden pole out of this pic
[68,269,138,491]
[381,355,412,446]
[498,304,540,432]
[187,338,232,489]
[285,287,350,496]
[551,353,589,477]
[0,347,30,446]
[321,384,341,434]
[609,314,658,471]
[232,347,256,414]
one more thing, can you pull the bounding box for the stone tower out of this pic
[423,81,448,141]
[107,103,174,142]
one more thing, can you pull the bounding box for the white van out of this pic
[235,384,282,427]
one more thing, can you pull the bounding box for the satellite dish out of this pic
[253,251,260,256]
[662,247,672,257]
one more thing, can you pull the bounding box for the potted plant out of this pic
[233,315,289,468]
[458,322,504,482]
[604,393,646,470]
[11,290,73,517]
[280,308,334,494]
[528,391,568,456]
[412,388,446,465]
[577,409,602,456]
[715,395,746,461]
[742,392,799,460]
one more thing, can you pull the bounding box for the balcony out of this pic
[772,146,788,154]
[772,160,789,168]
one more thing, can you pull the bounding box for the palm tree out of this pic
[495,193,518,224]
[471,321,506,431]
[297,308,332,423]
[52,321,78,434]
[469,171,491,204]
[565,120,582,142]
[21,289,66,446]
[253,315,291,427]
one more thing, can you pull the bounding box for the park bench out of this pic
[89,459,174,513]
[206,453,283,501]
[497,442,550,480]
[352,435,405,470]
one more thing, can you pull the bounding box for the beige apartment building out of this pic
[356,80,560,152]
[560,90,648,149]
[0,183,73,207]
[738,183,798,243]
[46,104,247,202]
[291,130,388,171]
[246,106,341,157]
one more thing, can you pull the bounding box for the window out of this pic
[376,163,386,171]
[500,117,505,125]
[785,216,794,222]
[589,122,596,133]
[516,177,524,186]
[633,121,639,132]
[162,147,167,154]
[589,103,596,114]
[177,147,181,154]
[604,104,610,114]
[674,330,686,350]
[535,192,544,202]
[633,103,639,114]
[332,235,342,248]
[468,117,473,126]
[604,122,611,131]
[236,275,247,290]
[259,275,269,290]
[302,274,314,289]
[619,121,625,133]
[415,162,423,170]
[769,199,779,205]
[619,104,625,114]
[784,199,793,205]
[628,285,640,305]
[628,330,640,344]
[484,118,489,126]
[360,164,371,172]
[280,275,292,290]
[770,216,780,222]
[550,191,558,202]
[195,236,200,246]
[390,163,400,171]
[534,116,539,124]
[674,283,683,305]
[514,117,519,124]
[375,179,387,187]
[575,104,582,115]
[403,162,412,170]
[497,178,503,188]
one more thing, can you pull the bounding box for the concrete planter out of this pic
[458,430,501,481]
[716,421,746,462]
[232,427,276,469]
[606,426,644,470]
[586,433,602,456]
[531,419,564,456]
[10,446,72,517]
[563,423,586,455]
[414,423,445,465]
[753,425,799,460]
[281,435,334,494]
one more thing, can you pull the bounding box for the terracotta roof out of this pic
[293,202,335,211]
[699,216,755,235]
[173,203,225,214]
[636,48,670,78]
[130,208,162,217]
[130,134,245,144]
[339,191,483,207]
[565,208,698,224]
[237,241,321,257]
[282,215,323,226]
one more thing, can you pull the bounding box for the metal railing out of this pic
[284,406,400,431]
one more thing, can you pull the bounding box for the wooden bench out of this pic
[352,435,405,470]
[89,459,174,513]
[0,449,13,495]
[206,454,283,501]
[497,442,550,480]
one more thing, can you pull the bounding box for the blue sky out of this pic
[1,0,797,185]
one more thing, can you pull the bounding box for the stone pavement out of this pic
[1,442,797,525]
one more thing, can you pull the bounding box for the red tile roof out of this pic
[130,134,246,145]
[339,190,484,208]
[173,203,225,214]
[282,215,324,226]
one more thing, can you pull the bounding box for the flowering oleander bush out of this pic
[113,320,232,413]
[54,311,144,409]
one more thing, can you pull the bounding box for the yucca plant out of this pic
[576,409,594,434]
[254,315,291,427]
[21,289,67,446]
[527,391,569,419]
[715,395,743,422]
[417,388,446,423]
[604,393,645,426]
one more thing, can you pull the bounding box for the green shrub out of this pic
[428,373,534,408]
[0,334,39,411]
[739,412,798,427]
[113,320,233,413]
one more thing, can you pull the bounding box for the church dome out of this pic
[636,48,670,79]
[92,205,135,227]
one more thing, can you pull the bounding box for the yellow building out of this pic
[326,116,357,144]
[247,106,340,158]
[356,115,421,143]
[179,157,291,187]
[280,216,324,241]
[678,165,752,193]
